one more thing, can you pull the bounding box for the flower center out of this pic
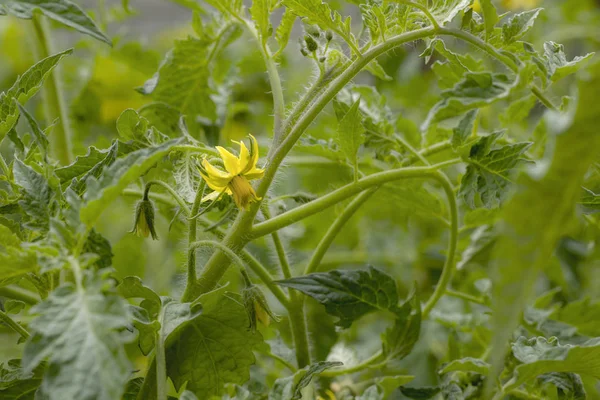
[228,175,260,209]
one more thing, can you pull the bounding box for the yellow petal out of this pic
[237,140,252,174]
[201,159,231,187]
[216,146,241,176]
[249,134,260,170]
[243,167,265,181]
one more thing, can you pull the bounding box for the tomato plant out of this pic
[1,0,600,399]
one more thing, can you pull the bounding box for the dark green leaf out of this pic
[0,359,44,400]
[382,292,421,363]
[337,99,365,177]
[0,0,110,44]
[16,104,49,158]
[276,266,400,328]
[268,361,343,400]
[399,386,441,399]
[579,188,600,214]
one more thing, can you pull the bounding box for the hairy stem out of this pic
[181,182,205,300]
[144,180,191,215]
[155,306,168,400]
[0,310,30,340]
[0,286,40,305]
[31,16,73,165]
[320,351,383,377]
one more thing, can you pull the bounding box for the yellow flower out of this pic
[198,134,265,209]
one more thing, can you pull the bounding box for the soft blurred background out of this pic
[1,0,600,395]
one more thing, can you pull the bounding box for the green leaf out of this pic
[579,188,600,214]
[451,110,477,151]
[13,159,52,230]
[16,104,49,158]
[457,225,496,270]
[276,266,400,328]
[423,72,520,130]
[165,289,263,398]
[337,99,365,179]
[116,276,161,317]
[479,0,498,41]
[439,357,490,375]
[399,386,441,399]
[488,61,600,387]
[0,359,44,400]
[0,49,72,141]
[0,0,110,44]
[80,138,181,227]
[382,292,421,363]
[505,337,600,391]
[22,274,131,400]
[282,0,359,54]
[0,225,37,285]
[538,372,586,400]
[130,305,160,355]
[416,0,471,26]
[55,146,111,185]
[502,8,542,44]
[180,390,198,400]
[268,361,343,400]
[202,0,243,18]
[551,298,600,337]
[116,108,149,141]
[275,8,296,56]
[173,152,200,203]
[250,0,272,44]
[544,42,594,83]
[458,132,532,209]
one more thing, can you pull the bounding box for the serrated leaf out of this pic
[439,357,490,375]
[457,225,496,270]
[0,359,44,399]
[250,0,272,44]
[117,276,161,317]
[282,0,359,54]
[173,152,200,203]
[382,292,421,363]
[479,0,498,41]
[538,372,586,400]
[16,104,49,158]
[415,0,471,26]
[275,8,296,56]
[505,337,600,391]
[13,159,52,230]
[0,0,110,44]
[423,72,520,130]
[116,108,149,141]
[202,0,243,18]
[0,49,72,141]
[451,110,477,151]
[54,146,110,184]
[0,225,37,283]
[165,290,263,398]
[337,99,365,179]
[276,266,400,328]
[129,305,159,355]
[502,8,542,44]
[80,138,181,227]
[459,132,532,209]
[544,42,594,83]
[488,61,600,388]
[22,274,131,400]
[551,298,600,337]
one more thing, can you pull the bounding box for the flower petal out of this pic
[237,141,252,174]
[243,167,265,180]
[216,146,241,175]
[201,159,231,187]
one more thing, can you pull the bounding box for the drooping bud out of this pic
[304,35,319,52]
[305,25,321,38]
[243,285,280,332]
[325,30,333,42]
[130,191,158,240]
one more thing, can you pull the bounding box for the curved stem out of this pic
[262,205,293,280]
[320,351,383,377]
[445,289,488,306]
[31,16,73,165]
[0,310,30,340]
[189,240,290,308]
[421,171,458,319]
[262,351,297,372]
[395,134,430,166]
[304,188,378,275]
[183,182,206,298]
[144,181,191,215]
[0,286,39,305]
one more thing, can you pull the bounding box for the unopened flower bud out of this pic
[325,30,333,42]
[243,285,280,332]
[300,48,309,57]
[130,193,158,240]
[304,35,319,52]
[306,25,321,38]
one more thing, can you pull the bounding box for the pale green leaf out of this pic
[488,61,600,387]
[276,266,400,328]
[551,298,600,337]
[116,276,161,317]
[0,49,72,141]
[505,337,600,391]
[423,72,520,130]
[54,146,111,184]
[459,132,532,209]
[0,359,44,400]
[502,8,542,44]
[250,0,272,44]
[202,0,243,18]
[544,42,595,83]
[275,8,296,56]
[165,290,263,398]
[22,275,131,400]
[0,225,37,282]
[337,98,365,178]
[457,225,496,270]
[579,188,600,214]
[80,138,181,227]
[382,293,421,363]
[0,0,110,44]
[439,357,490,375]
[451,109,477,151]
[16,104,49,157]
[268,361,343,400]
[13,159,52,230]
[479,0,498,41]
[180,390,198,400]
[415,0,471,26]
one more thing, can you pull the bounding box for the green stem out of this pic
[395,134,430,166]
[421,171,458,319]
[156,306,168,400]
[188,240,289,308]
[263,351,297,372]
[181,182,206,300]
[393,0,440,29]
[0,286,40,305]
[144,180,191,215]
[0,310,30,340]
[262,205,293,280]
[445,289,488,306]
[304,188,378,275]
[320,351,383,377]
[31,16,73,165]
